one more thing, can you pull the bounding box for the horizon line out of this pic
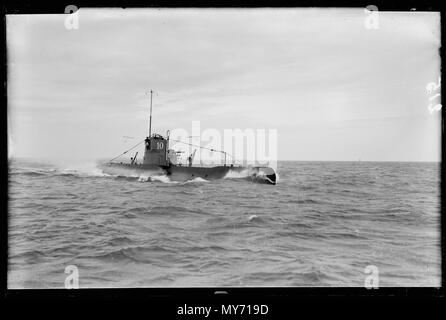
[8,156,442,164]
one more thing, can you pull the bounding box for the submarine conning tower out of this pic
[142,89,170,167]
[143,134,169,166]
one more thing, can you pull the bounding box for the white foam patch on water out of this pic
[58,161,112,177]
[138,175,150,182]
[139,174,177,184]
[183,177,209,184]
[100,162,167,178]
[223,169,250,179]
[46,161,110,177]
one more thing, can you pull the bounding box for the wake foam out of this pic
[223,169,250,179]
[59,162,111,177]
[138,174,176,184]
[182,177,209,184]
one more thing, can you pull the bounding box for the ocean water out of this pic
[8,159,441,288]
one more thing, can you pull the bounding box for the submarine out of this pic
[102,91,277,185]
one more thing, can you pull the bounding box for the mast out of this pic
[148,90,153,137]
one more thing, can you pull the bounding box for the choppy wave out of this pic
[7,159,442,288]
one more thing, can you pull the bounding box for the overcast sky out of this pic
[7,8,441,162]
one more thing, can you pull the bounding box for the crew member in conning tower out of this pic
[145,137,151,150]
[188,155,192,167]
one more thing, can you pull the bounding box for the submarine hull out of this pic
[101,163,276,185]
